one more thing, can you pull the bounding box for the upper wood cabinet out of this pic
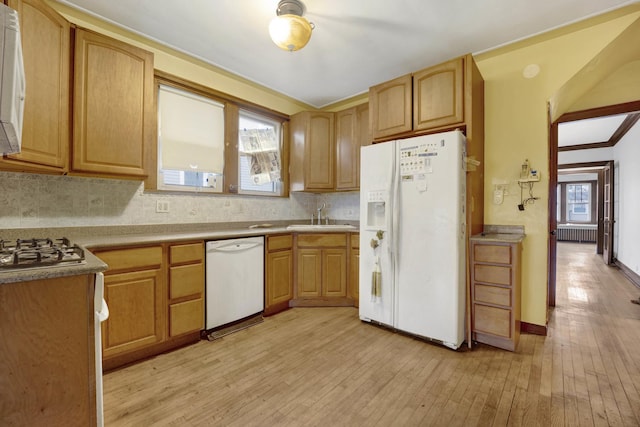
[413,58,464,131]
[335,108,358,190]
[72,29,154,178]
[0,0,70,173]
[369,54,482,142]
[291,103,368,193]
[369,74,412,140]
[290,111,335,191]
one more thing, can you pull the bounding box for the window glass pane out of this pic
[566,183,591,222]
[557,184,561,222]
[238,110,282,195]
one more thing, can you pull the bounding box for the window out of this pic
[157,84,225,192]
[238,110,283,195]
[566,183,591,222]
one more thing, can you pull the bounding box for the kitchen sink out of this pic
[286,224,357,231]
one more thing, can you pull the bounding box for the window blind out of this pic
[158,85,225,173]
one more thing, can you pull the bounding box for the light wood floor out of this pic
[103,242,640,426]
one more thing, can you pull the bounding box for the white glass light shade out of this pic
[269,14,312,52]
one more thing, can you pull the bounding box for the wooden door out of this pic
[335,107,358,190]
[267,249,294,306]
[72,29,154,177]
[413,57,464,131]
[602,161,614,265]
[297,249,322,297]
[102,268,165,358]
[304,112,334,190]
[370,74,412,140]
[1,0,69,172]
[322,249,347,297]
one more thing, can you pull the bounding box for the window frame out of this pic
[148,71,289,197]
[556,180,597,224]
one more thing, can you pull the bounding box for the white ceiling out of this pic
[558,114,628,146]
[55,0,639,108]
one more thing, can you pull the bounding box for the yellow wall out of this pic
[475,7,640,326]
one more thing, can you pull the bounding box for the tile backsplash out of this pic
[0,172,360,229]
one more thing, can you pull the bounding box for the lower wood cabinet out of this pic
[292,233,349,306]
[0,274,97,426]
[470,239,522,351]
[93,241,204,370]
[349,233,360,307]
[265,234,294,316]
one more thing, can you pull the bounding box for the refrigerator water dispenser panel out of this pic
[366,190,388,230]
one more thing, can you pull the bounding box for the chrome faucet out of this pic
[316,202,326,225]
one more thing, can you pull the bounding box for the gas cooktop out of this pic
[0,238,85,269]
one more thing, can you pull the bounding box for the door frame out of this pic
[548,100,640,309]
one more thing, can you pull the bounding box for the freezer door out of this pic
[394,131,467,349]
[359,141,396,327]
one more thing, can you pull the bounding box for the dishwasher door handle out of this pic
[208,241,263,253]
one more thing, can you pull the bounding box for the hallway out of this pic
[550,242,640,425]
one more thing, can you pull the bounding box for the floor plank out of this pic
[103,242,640,426]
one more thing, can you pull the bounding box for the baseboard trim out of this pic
[520,321,547,336]
[614,259,640,289]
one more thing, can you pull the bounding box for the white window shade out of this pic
[158,85,225,173]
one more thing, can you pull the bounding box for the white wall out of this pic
[613,123,640,275]
[558,146,614,164]
[0,172,360,229]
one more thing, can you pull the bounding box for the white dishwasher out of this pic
[205,236,264,331]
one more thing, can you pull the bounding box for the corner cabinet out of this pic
[72,28,154,178]
[1,0,70,173]
[265,234,294,316]
[292,233,349,306]
[290,103,368,193]
[470,239,522,351]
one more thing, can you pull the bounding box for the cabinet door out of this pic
[335,107,358,191]
[297,248,322,297]
[1,0,69,172]
[72,29,154,177]
[305,112,335,190]
[322,248,347,297]
[369,74,412,140]
[413,58,464,131]
[356,103,371,147]
[266,249,293,307]
[102,268,164,358]
[350,248,360,306]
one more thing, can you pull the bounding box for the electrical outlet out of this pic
[156,200,170,213]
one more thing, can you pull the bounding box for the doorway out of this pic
[548,101,640,308]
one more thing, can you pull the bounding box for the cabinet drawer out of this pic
[169,298,203,337]
[170,242,203,264]
[351,233,360,249]
[474,244,511,264]
[474,264,511,286]
[297,233,347,247]
[97,246,162,271]
[268,235,293,251]
[474,304,511,338]
[474,284,511,307]
[169,263,204,299]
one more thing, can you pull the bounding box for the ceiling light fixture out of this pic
[269,0,314,52]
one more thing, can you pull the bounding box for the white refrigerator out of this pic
[359,130,467,349]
